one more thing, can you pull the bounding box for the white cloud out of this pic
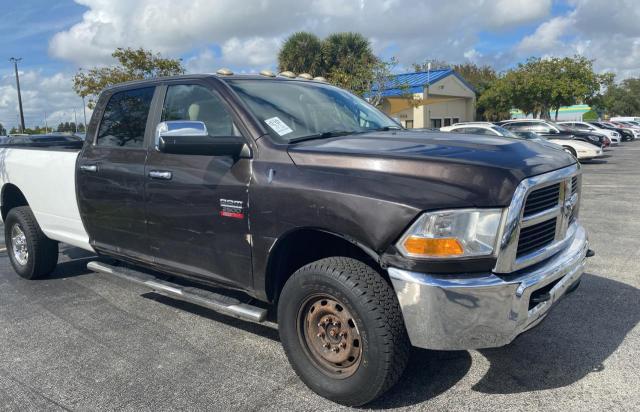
[514,0,640,78]
[516,16,573,53]
[221,37,282,68]
[48,0,555,71]
[0,70,90,131]
[487,0,551,28]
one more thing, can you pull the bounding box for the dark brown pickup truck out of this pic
[0,72,591,405]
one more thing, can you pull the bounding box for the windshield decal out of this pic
[265,117,293,136]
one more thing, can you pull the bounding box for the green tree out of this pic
[321,32,380,97]
[277,32,382,98]
[480,56,606,121]
[73,47,185,108]
[0,123,6,135]
[594,77,640,116]
[477,78,513,121]
[278,32,324,75]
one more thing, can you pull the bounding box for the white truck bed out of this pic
[0,147,93,251]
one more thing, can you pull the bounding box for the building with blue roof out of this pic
[371,69,476,128]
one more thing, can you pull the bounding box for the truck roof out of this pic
[102,72,321,93]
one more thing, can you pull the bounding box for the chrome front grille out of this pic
[494,164,582,274]
[517,217,558,257]
[523,183,561,217]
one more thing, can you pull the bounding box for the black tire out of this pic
[563,145,577,158]
[4,206,58,279]
[278,257,410,406]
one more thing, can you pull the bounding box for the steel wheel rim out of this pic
[11,224,28,266]
[297,294,363,379]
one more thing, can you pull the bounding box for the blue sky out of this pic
[0,0,85,74]
[0,0,639,130]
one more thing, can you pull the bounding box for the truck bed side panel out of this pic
[0,148,93,251]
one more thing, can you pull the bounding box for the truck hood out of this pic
[287,130,577,208]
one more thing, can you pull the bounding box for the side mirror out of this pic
[155,121,248,157]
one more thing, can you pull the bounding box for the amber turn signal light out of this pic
[403,236,464,257]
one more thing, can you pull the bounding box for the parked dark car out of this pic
[590,121,634,141]
[497,119,608,148]
[0,73,592,406]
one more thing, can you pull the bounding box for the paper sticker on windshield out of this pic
[265,117,293,136]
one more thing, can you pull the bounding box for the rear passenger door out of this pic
[77,86,156,260]
[144,81,253,288]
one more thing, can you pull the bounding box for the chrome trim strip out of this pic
[494,163,581,273]
[521,205,561,227]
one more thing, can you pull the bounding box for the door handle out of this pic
[80,164,98,173]
[148,170,173,180]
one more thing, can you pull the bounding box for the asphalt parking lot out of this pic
[1,143,639,411]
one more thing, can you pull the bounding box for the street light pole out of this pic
[9,58,25,133]
[82,96,88,129]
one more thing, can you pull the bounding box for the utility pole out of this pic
[9,58,25,133]
[74,109,78,132]
[44,111,48,133]
[82,96,88,130]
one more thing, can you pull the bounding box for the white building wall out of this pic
[425,99,469,127]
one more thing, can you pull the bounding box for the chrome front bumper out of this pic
[388,223,589,350]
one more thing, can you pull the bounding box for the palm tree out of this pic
[321,32,376,71]
[278,32,324,75]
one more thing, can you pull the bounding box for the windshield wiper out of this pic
[288,130,360,144]
[370,126,403,131]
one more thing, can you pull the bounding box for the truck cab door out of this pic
[144,82,253,288]
[76,86,157,261]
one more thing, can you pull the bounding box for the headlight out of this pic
[397,209,503,258]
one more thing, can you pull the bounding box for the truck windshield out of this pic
[226,79,400,143]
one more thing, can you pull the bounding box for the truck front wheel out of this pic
[4,206,58,279]
[278,257,410,406]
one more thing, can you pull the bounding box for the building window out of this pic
[431,119,442,128]
[452,118,460,124]
[444,118,452,126]
[405,120,414,129]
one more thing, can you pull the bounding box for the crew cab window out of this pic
[162,84,239,137]
[97,87,154,147]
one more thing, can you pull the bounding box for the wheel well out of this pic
[265,229,387,303]
[1,184,29,221]
[562,145,577,156]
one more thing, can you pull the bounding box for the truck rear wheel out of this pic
[4,206,58,279]
[278,257,410,406]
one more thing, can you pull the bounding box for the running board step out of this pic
[87,261,267,323]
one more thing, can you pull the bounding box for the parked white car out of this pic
[441,122,514,136]
[609,121,640,139]
[558,121,620,145]
[441,122,603,160]
[610,116,640,122]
